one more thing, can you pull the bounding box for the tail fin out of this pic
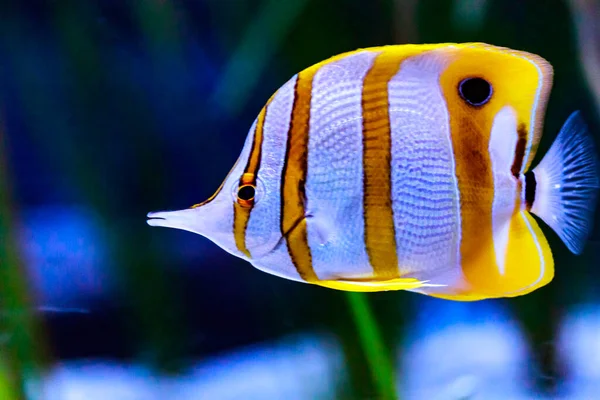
[530,111,599,254]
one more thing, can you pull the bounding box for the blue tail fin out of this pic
[530,111,599,254]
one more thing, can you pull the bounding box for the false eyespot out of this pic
[458,77,492,106]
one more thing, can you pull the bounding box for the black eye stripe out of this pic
[459,77,492,106]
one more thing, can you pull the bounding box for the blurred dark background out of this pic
[0,0,599,399]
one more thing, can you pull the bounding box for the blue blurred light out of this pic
[40,333,343,400]
[556,304,600,399]
[18,205,111,307]
[400,298,536,399]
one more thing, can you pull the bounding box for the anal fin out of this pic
[315,277,443,292]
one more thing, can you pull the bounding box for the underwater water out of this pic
[1,0,599,399]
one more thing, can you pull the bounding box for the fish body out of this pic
[148,43,599,301]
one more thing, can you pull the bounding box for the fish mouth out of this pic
[146,210,196,230]
[146,211,168,227]
[147,209,309,259]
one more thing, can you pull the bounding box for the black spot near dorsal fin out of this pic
[524,170,537,210]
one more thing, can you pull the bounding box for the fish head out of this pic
[147,117,284,262]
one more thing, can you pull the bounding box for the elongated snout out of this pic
[147,208,200,233]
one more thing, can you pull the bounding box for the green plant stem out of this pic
[346,292,398,400]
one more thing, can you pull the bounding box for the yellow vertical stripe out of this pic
[439,56,497,292]
[281,73,319,282]
[452,114,497,285]
[361,52,402,280]
[233,105,268,258]
[233,203,252,257]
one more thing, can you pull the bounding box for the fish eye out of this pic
[231,175,264,207]
[458,77,492,106]
[237,184,256,205]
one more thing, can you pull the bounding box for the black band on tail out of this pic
[524,171,536,210]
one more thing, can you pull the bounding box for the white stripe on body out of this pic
[387,51,465,289]
[488,106,519,275]
[304,51,379,280]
